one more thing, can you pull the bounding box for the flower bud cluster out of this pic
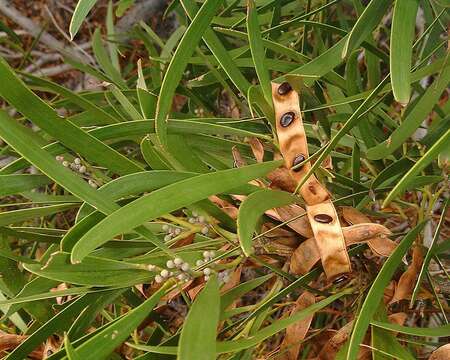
[154,257,191,284]
[162,224,182,242]
[56,156,99,188]
[187,211,210,236]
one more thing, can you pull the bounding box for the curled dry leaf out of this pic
[267,166,298,193]
[279,291,316,360]
[266,204,313,238]
[383,281,396,304]
[247,137,265,163]
[318,321,353,360]
[390,245,423,303]
[232,145,247,167]
[429,344,450,360]
[0,332,43,359]
[290,223,393,275]
[209,195,239,219]
[341,206,371,225]
[387,312,407,327]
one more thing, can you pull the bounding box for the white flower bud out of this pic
[162,224,169,232]
[203,250,210,259]
[78,165,86,174]
[174,257,183,266]
[204,275,210,281]
[147,264,156,271]
[62,161,69,167]
[196,259,204,266]
[164,234,172,242]
[201,226,209,235]
[203,268,211,276]
[198,216,205,223]
[160,269,169,278]
[74,158,81,165]
[166,260,175,269]
[181,263,190,272]
[174,228,181,235]
[155,275,163,283]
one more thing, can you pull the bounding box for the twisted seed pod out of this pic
[290,223,394,275]
[272,82,351,279]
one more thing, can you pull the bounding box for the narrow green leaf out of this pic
[69,0,98,39]
[70,284,168,359]
[247,0,272,106]
[71,160,282,262]
[0,58,142,176]
[346,221,427,360]
[390,0,420,104]
[5,294,95,360]
[371,327,416,360]
[0,175,52,197]
[220,274,273,311]
[383,129,450,207]
[181,0,252,96]
[342,0,391,58]
[371,321,450,337]
[92,29,126,88]
[238,189,298,256]
[411,198,449,304]
[367,62,450,160]
[155,0,223,147]
[178,276,220,360]
[24,252,152,286]
[65,334,82,360]
[0,204,78,227]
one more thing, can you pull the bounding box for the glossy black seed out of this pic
[314,213,333,224]
[278,82,292,95]
[280,111,295,127]
[291,154,305,172]
[333,275,348,285]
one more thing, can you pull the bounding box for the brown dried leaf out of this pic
[387,312,407,327]
[318,322,354,360]
[0,333,27,352]
[247,137,264,163]
[266,204,313,238]
[267,167,298,193]
[383,281,396,304]
[429,344,450,360]
[279,291,315,360]
[232,146,247,168]
[341,206,371,225]
[390,246,423,303]
[209,195,239,219]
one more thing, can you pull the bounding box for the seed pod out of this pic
[272,82,351,279]
[290,223,393,275]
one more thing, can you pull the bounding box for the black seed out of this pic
[333,275,348,285]
[314,213,333,224]
[292,154,305,172]
[280,111,295,127]
[278,82,292,95]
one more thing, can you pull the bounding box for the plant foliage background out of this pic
[0,0,449,359]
